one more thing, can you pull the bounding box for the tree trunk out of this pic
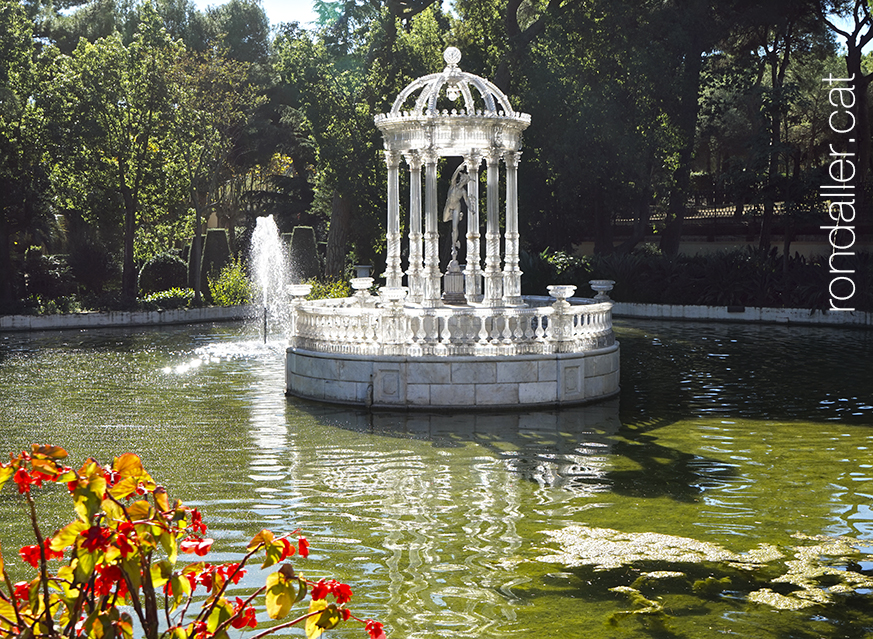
[325,191,353,279]
[0,214,13,304]
[846,48,872,213]
[119,161,137,304]
[660,43,703,257]
[592,197,614,255]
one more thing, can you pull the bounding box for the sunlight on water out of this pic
[0,319,871,638]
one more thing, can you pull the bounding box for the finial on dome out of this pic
[443,47,461,67]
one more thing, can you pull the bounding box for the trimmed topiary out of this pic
[139,253,187,294]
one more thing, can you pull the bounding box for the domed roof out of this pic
[389,47,520,118]
[375,47,529,157]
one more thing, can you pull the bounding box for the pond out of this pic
[0,319,871,638]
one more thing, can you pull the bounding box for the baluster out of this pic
[478,313,489,344]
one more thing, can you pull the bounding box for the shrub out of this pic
[0,445,386,639]
[23,249,75,299]
[139,254,188,294]
[208,258,252,306]
[66,235,119,296]
[305,278,351,300]
[142,288,195,310]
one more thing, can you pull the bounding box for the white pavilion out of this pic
[285,48,619,410]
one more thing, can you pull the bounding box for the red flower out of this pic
[310,579,329,601]
[42,538,65,561]
[93,564,126,598]
[331,581,353,605]
[365,620,386,639]
[189,509,207,535]
[218,562,246,585]
[298,537,310,558]
[180,537,213,556]
[19,545,40,568]
[230,597,257,629]
[13,468,33,493]
[13,581,30,604]
[279,538,294,561]
[341,608,351,621]
[80,526,112,553]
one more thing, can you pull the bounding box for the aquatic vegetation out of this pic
[539,525,873,616]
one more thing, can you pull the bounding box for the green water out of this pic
[0,320,871,638]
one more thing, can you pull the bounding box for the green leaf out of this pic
[74,551,96,582]
[159,530,177,565]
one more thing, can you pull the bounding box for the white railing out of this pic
[288,295,614,357]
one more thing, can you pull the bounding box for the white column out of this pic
[384,150,403,288]
[464,150,483,303]
[423,151,442,306]
[482,149,503,307]
[502,150,523,306]
[404,152,424,303]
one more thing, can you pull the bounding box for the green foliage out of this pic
[138,252,187,294]
[526,247,873,311]
[208,257,252,306]
[289,225,320,281]
[0,445,386,639]
[142,287,194,309]
[305,277,351,300]
[22,248,75,299]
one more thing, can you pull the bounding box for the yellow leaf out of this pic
[113,453,145,479]
[51,521,88,552]
[153,487,170,513]
[31,445,68,459]
[108,477,139,500]
[305,599,327,639]
[265,571,294,620]
[101,498,125,524]
[0,466,14,492]
[247,529,274,550]
[126,500,152,522]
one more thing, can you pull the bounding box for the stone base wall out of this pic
[285,343,620,410]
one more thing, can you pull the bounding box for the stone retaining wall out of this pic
[610,302,872,328]
[0,305,255,332]
[286,343,620,410]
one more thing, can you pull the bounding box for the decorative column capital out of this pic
[384,150,402,168]
[403,151,422,171]
[483,148,502,165]
[503,150,522,168]
[463,149,483,171]
[422,149,439,166]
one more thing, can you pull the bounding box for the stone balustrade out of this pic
[289,296,614,358]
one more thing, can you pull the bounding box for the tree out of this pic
[46,3,184,302]
[275,5,444,278]
[0,0,57,305]
[821,0,873,212]
[173,44,264,301]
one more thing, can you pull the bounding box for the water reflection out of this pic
[1,320,872,638]
[295,401,622,496]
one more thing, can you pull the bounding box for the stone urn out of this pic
[288,284,312,299]
[589,279,615,301]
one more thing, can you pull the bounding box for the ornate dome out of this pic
[390,47,519,117]
[375,47,530,157]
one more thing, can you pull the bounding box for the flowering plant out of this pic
[0,445,386,639]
